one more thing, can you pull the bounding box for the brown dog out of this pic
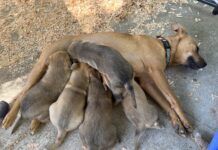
[79,73,118,150]
[122,80,160,150]
[49,63,90,146]
[3,23,207,134]
[68,41,136,107]
[19,51,72,133]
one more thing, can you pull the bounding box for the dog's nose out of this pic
[199,60,207,68]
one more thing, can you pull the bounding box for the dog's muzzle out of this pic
[186,56,207,70]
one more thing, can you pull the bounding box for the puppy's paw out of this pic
[30,120,41,135]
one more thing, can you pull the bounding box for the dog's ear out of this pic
[171,23,187,37]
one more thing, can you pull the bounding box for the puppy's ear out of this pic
[171,23,187,36]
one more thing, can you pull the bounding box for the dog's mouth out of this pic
[185,56,207,70]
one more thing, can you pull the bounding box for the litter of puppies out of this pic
[2,41,162,149]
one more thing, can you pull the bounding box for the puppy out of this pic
[49,63,90,146]
[0,101,10,124]
[79,73,118,150]
[20,51,72,133]
[122,80,160,150]
[68,41,136,107]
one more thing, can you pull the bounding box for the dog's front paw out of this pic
[183,122,193,134]
[171,118,187,135]
[2,112,17,129]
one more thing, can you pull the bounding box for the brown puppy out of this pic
[122,80,160,150]
[49,63,90,146]
[68,41,136,107]
[20,51,72,133]
[79,73,118,150]
[3,23,207,134]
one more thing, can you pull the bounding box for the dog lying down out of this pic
[68,41,136,108]
[122,80,161,150]
[49,63,90,147]
[10,51,72,134]
[79,72,118,150]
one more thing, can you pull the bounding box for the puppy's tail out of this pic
[125,82,137,108]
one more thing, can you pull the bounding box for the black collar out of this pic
[157,36,171,66]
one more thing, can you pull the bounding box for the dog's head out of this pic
[171,23,207,70]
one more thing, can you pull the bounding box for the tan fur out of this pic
[3,24,207,134]
[49,63,90,147]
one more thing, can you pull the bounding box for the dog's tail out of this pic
[125,81,137,108]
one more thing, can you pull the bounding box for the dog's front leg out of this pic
[138,74,186,134]
[146,69,192,133]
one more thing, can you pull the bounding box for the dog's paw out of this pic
[2,112,17,129]
[183,123,193,134]
[172,119,187,135]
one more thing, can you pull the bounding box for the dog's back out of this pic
[79,74,117,150]
[68,41,136,107]
[21,51,72,119]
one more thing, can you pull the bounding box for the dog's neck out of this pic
[165,35,180,65]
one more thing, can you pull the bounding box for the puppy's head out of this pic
[171,23,207,70]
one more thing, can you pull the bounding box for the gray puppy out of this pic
[49,63,90,147]
[20,51,72,133]
[79,73,118,150]
[68,41,136,107]
[122,80,160,150]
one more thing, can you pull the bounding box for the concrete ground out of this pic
[0,1,217,150]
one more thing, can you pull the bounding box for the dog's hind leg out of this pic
[2,56,48,129]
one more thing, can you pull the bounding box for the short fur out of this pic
[79,73,118,150]
[20,51,72,123]
[122,81,159,150]
[49,63,90,147]
[3,24,207,134]
[68,41,136,107]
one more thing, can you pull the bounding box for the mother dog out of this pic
[2,23,207,134]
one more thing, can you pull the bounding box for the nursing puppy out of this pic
[122,81,160,150]
[68,41,136,107]
[49,63,90,147]
[20,51,72,133]
[79,73,118,150]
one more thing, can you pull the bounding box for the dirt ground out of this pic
[0,0,186,84]
[1,0,217,150]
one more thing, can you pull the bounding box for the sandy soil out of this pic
[0,0,187,84]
